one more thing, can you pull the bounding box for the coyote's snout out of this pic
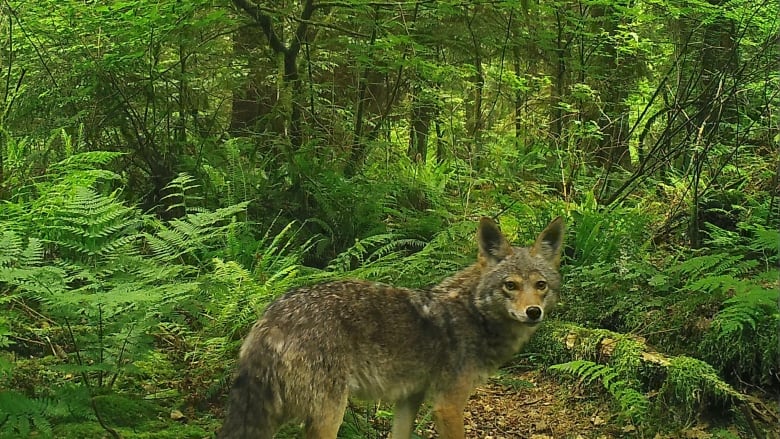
[220,216,564,439]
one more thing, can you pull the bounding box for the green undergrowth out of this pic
[1,145,777,437]
[559,195,779,394]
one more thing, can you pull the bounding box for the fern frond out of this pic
[145,201,249,263]
[0,231,24,267]
[741,223,780,266]
[712,283,779,334]
[161,173,204,214]
[0,391,54,438]
[50,151,124,171]
[326,231,429,284]
[47,150,123,188]
[0,232,66,298]
[549,360,649,424]
[670,254,742,277]
[685,273,750,294]
[253,220,310,275]
[0,231,45,268]
[19,239,45,267]
[43,187,141,259]
[326,233,404,273]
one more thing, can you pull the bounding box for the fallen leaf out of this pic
[170,409,186,422]
[591,415,606,426]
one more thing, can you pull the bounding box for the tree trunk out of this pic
[407,82,434,163]
[435,117,446,164]
[551,8,566,140]
[231,0,316,150]
[589,1,636,171]
[350,6,380,175]
[513,46,524,146]
[687,0,738,248]
[229,25,275,136]
[465,7,484,157]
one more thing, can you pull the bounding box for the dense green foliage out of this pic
[1,0,777,437]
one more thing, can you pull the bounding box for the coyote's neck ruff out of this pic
[220,217,564,439]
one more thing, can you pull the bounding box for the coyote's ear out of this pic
[478,217,513,265]
[531,216,565,269]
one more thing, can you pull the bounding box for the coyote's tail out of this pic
[218,367,275,439]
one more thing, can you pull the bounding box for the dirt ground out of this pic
[405,369,778,439]
[265,367,777,439]
[413,369,628,439]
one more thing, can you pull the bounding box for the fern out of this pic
[326,233,425,274]
[569,200,652,266]
[144,201,249,264]
[0,391,54,438]
[252,221,321,291]
[43,187,141,260]
[549,360,649,424]
[178,220,319,405]
[713,281,779,334]
[42,146,123,196]
[538,322,757,431]
[702,276,780,386]
[1,178,206,435]
[325,220,471,287]
[49,150,124,174]
[0,154,240,435]
[655,222,780,388]
[669,253,756,282]
[221,138,256,206]
[0,231,23,267]
[197,221,316,339]
[0,230,67,298]
[160,173,205,214]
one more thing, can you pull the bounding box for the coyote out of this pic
[220,216,564,439]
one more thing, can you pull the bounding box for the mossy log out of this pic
[528,321,778,436]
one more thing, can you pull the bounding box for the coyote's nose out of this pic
[526,306,542,321]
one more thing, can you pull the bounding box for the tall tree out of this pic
[231,0,318,149]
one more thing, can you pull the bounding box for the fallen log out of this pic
[527,321,779,437]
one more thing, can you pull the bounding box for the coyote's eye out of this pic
[503,280,518,291]
[535,280,548,290]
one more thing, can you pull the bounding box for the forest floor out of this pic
[405,367,776,439]
[410,368,628,439]
[47,364,779,438]
[445,369,630,438]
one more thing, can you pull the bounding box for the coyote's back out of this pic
[219,217,564,439]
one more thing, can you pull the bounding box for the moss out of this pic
[51,418,216,439]
[524,320,571,363]
[92,394,160,427]
[611,337,644,386]
[660,356,740,423]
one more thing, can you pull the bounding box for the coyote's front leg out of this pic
[431,376,473,439]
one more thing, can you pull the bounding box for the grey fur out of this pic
[219,217,564,439]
